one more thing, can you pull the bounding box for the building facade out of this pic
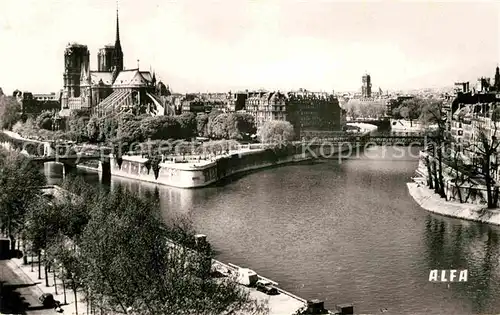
[446,66,500,182]
[13,91,61,115]
[242,89,345,138]
[245,90,295,131]
[287,89,344,137]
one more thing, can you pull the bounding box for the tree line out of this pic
[391,97,443,127]
[343,99,387,120]
[6,109,259,144]
[0,148,268,314]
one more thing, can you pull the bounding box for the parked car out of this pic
[255,280,278,295]
[38,293,58,308]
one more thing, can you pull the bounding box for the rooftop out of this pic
[65,42,88,48]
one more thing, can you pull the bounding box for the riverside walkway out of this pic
[5,243,307,315]
[5,246,308,315]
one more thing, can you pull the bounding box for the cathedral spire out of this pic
[112,0,124,73]
[115,1,121,46]
[495,64,500,91]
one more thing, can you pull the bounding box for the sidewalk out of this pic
[6,254,89,315]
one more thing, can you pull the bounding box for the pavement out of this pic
[213,261,306,315]
[4,254,306,315]
[248,289,305,315]
[0,259,48,314]
[3,255,88,315]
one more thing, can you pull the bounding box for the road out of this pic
[0,260,54,314]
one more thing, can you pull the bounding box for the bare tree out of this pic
[468,107,500,208]
[420,99,447,198]
[444,144,474,203]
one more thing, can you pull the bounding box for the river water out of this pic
[43,145,500,315]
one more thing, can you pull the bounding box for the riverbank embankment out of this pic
[104,126,375,188]
[407,182,500,225]
[1,129,371,189]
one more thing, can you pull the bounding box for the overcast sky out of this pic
[0,0,499,95]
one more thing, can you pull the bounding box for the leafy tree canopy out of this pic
[259,120,295,143]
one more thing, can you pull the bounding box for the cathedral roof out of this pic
[140,71,152,82]
[90,72,113,85]
[112,69,152,87]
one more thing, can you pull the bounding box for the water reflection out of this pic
[110,176,197,216]
[424,215,500,314]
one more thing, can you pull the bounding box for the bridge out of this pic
[302,134,430,146]
[29,154,105,163]
[27,153,111,178]
[347,117,391,130]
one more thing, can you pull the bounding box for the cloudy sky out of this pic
[0,0,499,95]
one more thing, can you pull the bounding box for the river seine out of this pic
[44,146,500,314]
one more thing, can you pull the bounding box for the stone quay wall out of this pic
[106,143,355,188]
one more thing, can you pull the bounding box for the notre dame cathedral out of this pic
[60,8,171,118]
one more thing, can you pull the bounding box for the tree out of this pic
[116,116,144,150]
[196,113,209,137]
[86,117,100,142]
[66,113,89,143]
[0,96,22,130]
[0,149,46,250]
[100,116,119,142]
[35,111,54,131]
[398,98,423,127]
[79,188,268,315]
[141,116,167,140]
[259,120,295,144]
[23,176,91,311]
[225,113,256,140]
[445,147,474,203]
[161,116,182,140]
[204,112,256,140]
[420,99,447,198]
[343,99,387,120]
[48,235,84,315]
[176,112,197,139]
[209,113,229,139]
[206,110,224,138]
[469,107,500,208]
[24,200,65,286]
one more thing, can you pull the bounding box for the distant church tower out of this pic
[362,73,372,98]
[494,65,500,91]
